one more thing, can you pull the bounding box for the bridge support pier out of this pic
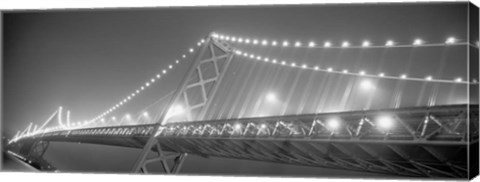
[133,138,188,174]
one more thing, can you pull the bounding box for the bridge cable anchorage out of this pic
[213,33,478,49]
[231,48,474,85]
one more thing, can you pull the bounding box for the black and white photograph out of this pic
[1,1,479,181]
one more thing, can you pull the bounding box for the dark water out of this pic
[3,141,394,178]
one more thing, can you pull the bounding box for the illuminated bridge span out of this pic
[6,32,479,178]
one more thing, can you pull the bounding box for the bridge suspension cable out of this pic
[213,33,479,49]
[86,39,207,124]
[232,49,473,84]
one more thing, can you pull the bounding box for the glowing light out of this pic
[166,104,185,119]
[249,54,254,59]
[189,48,194,53]
[225,36,230,40]
[141,86,144,90]
[182,55,186,58]
[324,41,331,47]
[151,78,155,83]
[256,56,262,60]
[302,64,307,69]
[425,76,432,81]
[400,74,407,79]
[341,41,350,47]
[125,114,131,120]
[111,116,116,121]
[291,62,296,67]
[146,82,150,87]
[127,96,131,100]
[362,41,370,47]
[234,123,242,130]
[377,116,394,130]
[235,50,242,55]
[245,39,251,44]
[282,41,289,47]
[360,79,375,90]
[260,124,267,129]
[314,66,319,70]
[379,73,385,77]
[386,40,394,46]
[359,71,366,75]
[266,92,277,102]
[295,41,301,47]
[101,118,105,122]
[272,59,277,64]
[343,69,348,73]
[200,39,205,43]
[169,65,173,69]
[219,35,224,39]
[143,112,149,117]
[455,77,463,82]
[308,41,316,47]
[413,39,423,45]
[243,53,248,57]
[272,41,277,46]
[446,37,456,44]
[253,39,258,45]
[175,60,179,64]
[327,67,333,72]
[156,74,161,78]
[162,70,167,74]
[327,118,340,130]
[238,38,243,43]
[261,40,268,45]
[136,90,140,93]
[281,61,286,65]
[264,58,269,62]
[231,37,236,42]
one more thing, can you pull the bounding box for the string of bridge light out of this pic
[232,48,473,84]
[211,33,472,49]
[87,38,207,124]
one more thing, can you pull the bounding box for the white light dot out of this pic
[141,86,144,90]
[151,79,155,83]
[455,77,463,82]
[256,56,262,60]
[238,38,243,43]
[261,40,268,45]
[327,67,333,72]
[235,50,242,55]
[219,35,224,39]
[362,41,370,47]
[314,66,319,70]
[189,48,194,53]
[401,74,407,79]
[324,41,331,47]
[272,59,277,63]
[182,55,186,58]
[377,116,394,130]
[200,39,205,43]
[249,54,254,58]
[281,61,286,65]
[308,41,316,47]
[302,64,307,69]
[245,39,251,44]
[425,76,432,81]
[127,96,131,100]
[341,41,350,47]
[283,41,289,47]
[169,65,173,69]
[360,79,375,90]
[175,60,179,64]
[413,39,423,45]
[225,36,230,41]
[386,40,394,46]
[327,118,340,130]
[264,58,269,62]
[136,90,140,93]
[231,37,236,42]
[163,70,167,74]
[343,69,348,73]
[446,37,456,44]
[379,73,385,77]
[295,41,301,47]
[359,71,366,75]
[253,39,258,44]
[272,41,277,46]
[156,74,161,78]
[291,62,296,67]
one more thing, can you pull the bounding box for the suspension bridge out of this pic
[4,32,479,178]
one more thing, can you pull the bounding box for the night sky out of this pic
[2,2,477,175]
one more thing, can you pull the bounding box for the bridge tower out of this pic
[131,32,235,173]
